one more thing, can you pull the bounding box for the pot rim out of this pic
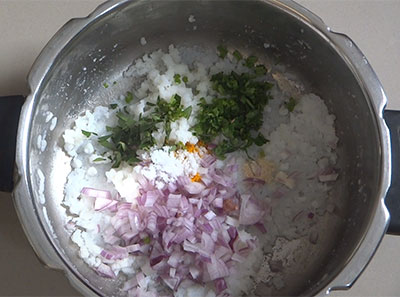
[13,0,391,296]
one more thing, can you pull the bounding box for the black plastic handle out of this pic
[0,96,25,193]
[383,110,400,234]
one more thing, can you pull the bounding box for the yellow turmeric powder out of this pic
[185,142,199,153]
[191,173,202,182]
[196,140,206,147]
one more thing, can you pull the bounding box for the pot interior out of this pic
[26,1,382,296]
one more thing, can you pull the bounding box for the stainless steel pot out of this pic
[1,0,399,296]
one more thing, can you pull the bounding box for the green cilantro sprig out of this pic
[81,130,98,138]
[98,94,191,168]
[217,45,228,59]
[285,97,297,112]
[191,70,273,159]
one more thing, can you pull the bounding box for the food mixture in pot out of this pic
[61,45,339,296]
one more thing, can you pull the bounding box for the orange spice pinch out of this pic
[185,142,199,153]
[191,173,202,182]
[196,140,206,147]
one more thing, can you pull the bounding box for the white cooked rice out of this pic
[61,45,339,296]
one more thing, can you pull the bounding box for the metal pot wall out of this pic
[1,0,400,296]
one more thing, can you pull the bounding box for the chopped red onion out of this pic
[167,251,181,268]
[225,163,238,174]
[144,190,159,207]
[239,194,264,225]
[207,255,230,280]
[204,210,217,220]
[81,187,112,200]
[227,226,238,240]
[153,204,169,217]
[212,197,222,209]
[225,216,239,227]
[189,265,201,279]
[188,198,199,204]
[172,228,192,244]
[94,196,118,211]
[201,232,215,254]
[232,236,249,254]
[81,150,269,294]
[126,244,141,253]
[201,223,214,234]
[214,278,228,294]
[180,196,189,210]
[147,212,157,233]
[183,240,199,253]
[184,182,206,195]
[136,272,147,288]
[214,245,231,260]
[150,241,165,266]
[161,275,180,291]
[167,194,182,208]
[211,172,232,187]
[200,154,216,167]
[118,202,132,210]
[95,263,116,279]
[169,267,176,278]
[231,253,246,263]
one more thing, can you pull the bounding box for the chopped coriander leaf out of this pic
[82,130,91,137]
[98,138,114,150]
[103,82,109,88]
[98,93,192,168]
[255,65,267,76]
[182,76,188,83]
[253,133,268,146]
[174,74,181,84]
[169,141,185,152]
[116,111,131,123]
[285,97,297,112]
[153,94,191,138]
[143,237,151,244]
[98,134,112,141]
[123,106,130,114]
[245,55,258,68]
[117,141,127,152]
[125,91,134,104]
[109,103,118,109]
[182,106,192,119]
[81,130,97,137]
[233,50,242,61]
[93,157,106,162]
[191,70,273,159]
[217,45,228,59]
[112,151,122,168]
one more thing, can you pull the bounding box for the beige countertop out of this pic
[0,0,399,296]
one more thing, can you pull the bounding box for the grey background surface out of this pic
[0,0,399,296]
